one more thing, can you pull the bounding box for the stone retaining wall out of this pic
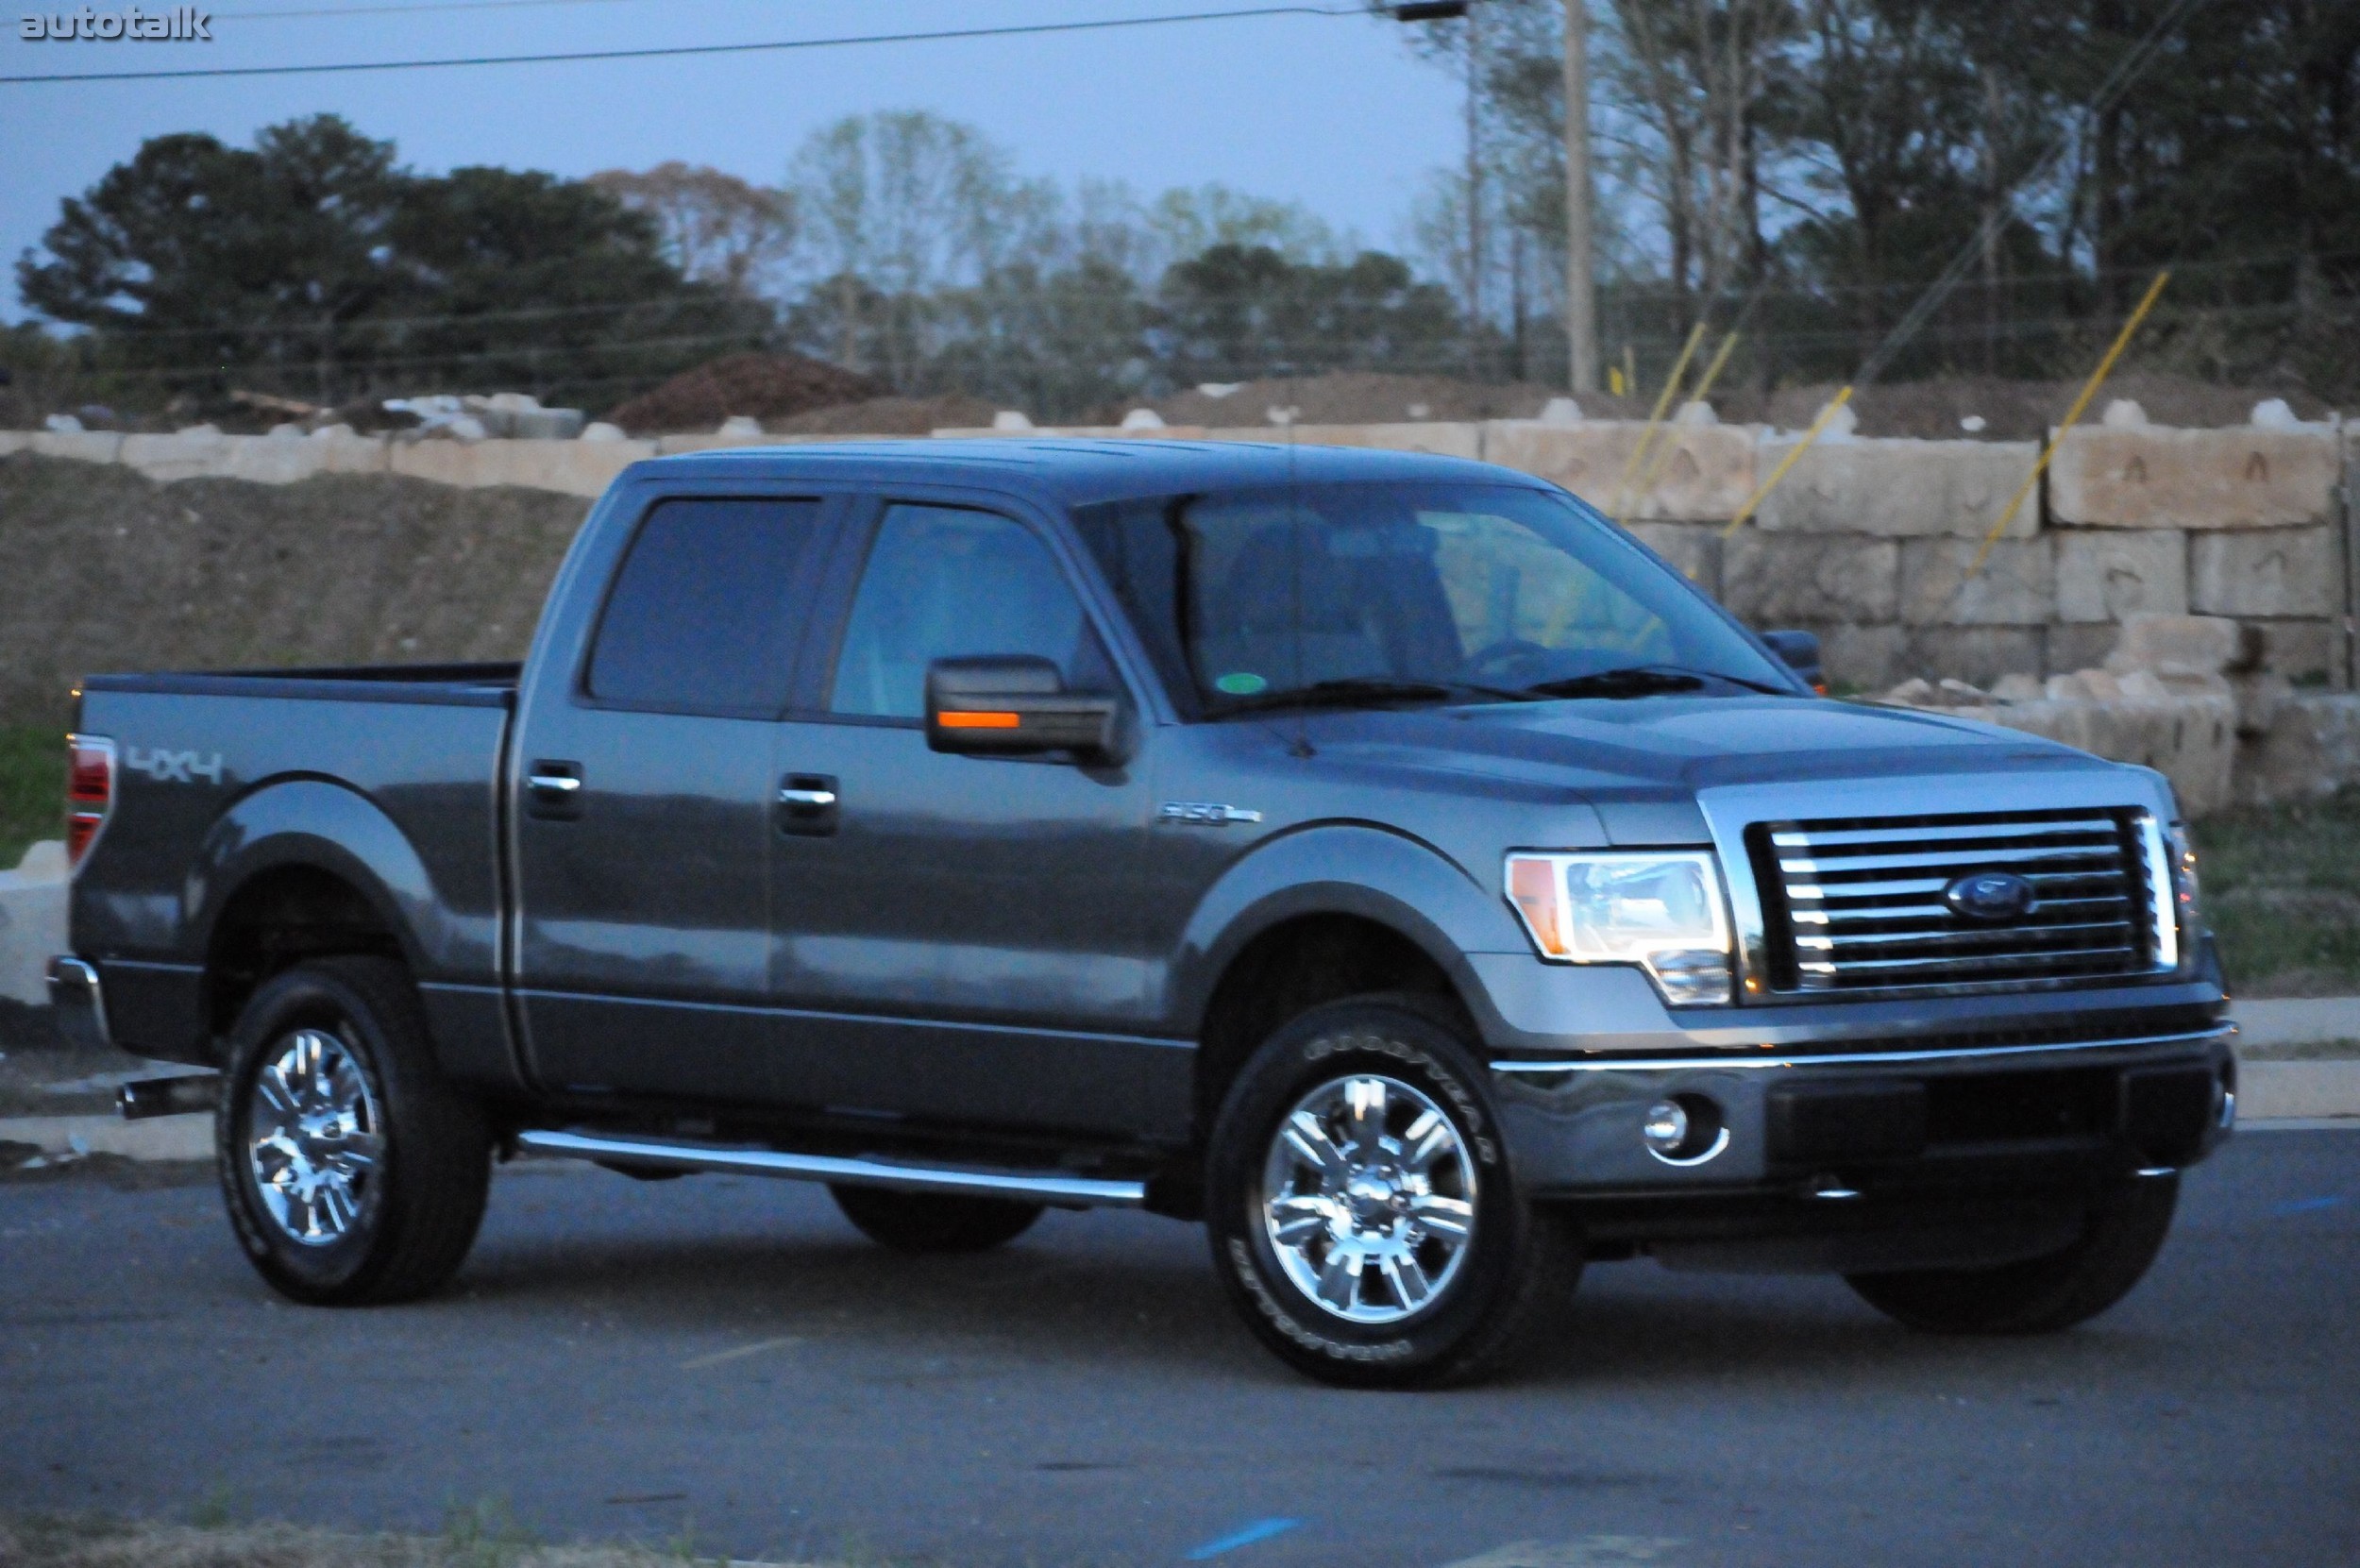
[4,407,2350,692]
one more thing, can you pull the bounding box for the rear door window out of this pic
[585,497,827,716]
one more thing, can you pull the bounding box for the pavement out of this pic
[1,1131,2353,1568]
[2231,996,2360,1048]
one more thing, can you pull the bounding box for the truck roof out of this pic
[636,436,1541,510]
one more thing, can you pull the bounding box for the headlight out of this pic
[1506,851,1734,1005]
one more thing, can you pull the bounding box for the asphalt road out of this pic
[2,1132,2353,1568]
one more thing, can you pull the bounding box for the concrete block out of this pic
[119,430,234,482]
[1722,533,1899,624]
[2046,623,2117,676]
[1812,623,1906,690]
[391,436,651,497]
[1482,421,1756,522]
[2105,614,2249,675]
[2053,530,2188,622]
[0,430,35,458]
[652,432,776,456]
[30,430,124,464]
[1292,423,1481,460]
[0,840,67,1006]
[2190,528,2336,617]
[1753,438,2037,538]
[2049,426,2338,528]
[1899,537,2053,626]
[2288,692,2360,788]
[1980,693,2236,816]
[1901,627,2048,687]
[227,432,388,481]
[2247,618,2340,681]
[1622,522,1721,596]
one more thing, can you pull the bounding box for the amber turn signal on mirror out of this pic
[924,655,1127,762]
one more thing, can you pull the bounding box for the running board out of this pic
[514,1128,1147,1208]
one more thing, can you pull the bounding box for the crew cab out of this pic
[51,439,2234,1386]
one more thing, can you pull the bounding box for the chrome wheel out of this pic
[1260,1074,1477,1324]
[246,1027,383,1248]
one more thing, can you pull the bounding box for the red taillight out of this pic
[66,733,113,870]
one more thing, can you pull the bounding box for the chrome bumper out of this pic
[45,955,110,1050]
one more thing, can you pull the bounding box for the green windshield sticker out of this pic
[1215,671,1269,696]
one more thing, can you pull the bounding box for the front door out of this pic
[764,500,1173,1136]
[512,493,835,1104]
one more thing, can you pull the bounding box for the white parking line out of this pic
[680,1335,802,1371]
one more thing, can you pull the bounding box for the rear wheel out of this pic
[1846,1173,2179,1334]
[1205,995,1578,1389]
[218,957,492,1305]
[830,1186,1043,1253]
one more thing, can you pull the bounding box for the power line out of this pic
[0,4,1356,85]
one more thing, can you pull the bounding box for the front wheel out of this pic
[1846,1172,2179,1334]
[1205,996,1578,1389]
[217,957,492,1306]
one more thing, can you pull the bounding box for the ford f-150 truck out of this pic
[50,439,2234,1387]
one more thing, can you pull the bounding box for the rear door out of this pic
[511,492,838,1104]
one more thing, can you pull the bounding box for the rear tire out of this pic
[1205,995,1578,1389]
[830,1186,1043,1253]
[217,957,492,1306]
[1846,1172,2179,1334]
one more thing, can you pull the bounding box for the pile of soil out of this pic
[1715,372,2337,441]
[1116,372,1643,430]
[0,452,587,729]
[606,351,880,434]
[767,393,998,435]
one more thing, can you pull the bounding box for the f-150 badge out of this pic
[1159,801,1263,826]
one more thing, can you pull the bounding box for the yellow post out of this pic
[1722,386,1855,538]
[1612,320,1707,520]
[1965,269,2171,575]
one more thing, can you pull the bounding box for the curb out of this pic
[2237,1060,2360,1121]
[0,1112,212,1163]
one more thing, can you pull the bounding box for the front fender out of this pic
[1165,822,1533,1041]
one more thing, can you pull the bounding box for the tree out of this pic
[1154,244,1460,384]
[586,162,796,298]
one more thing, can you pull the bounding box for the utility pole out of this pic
[1464,3,1486,378]
[1562,0,1597,393]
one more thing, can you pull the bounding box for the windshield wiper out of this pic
[1211,677,1533,717]
[1522,664,1789,700]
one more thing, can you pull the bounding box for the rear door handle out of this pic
[526,760,583,820]
[778,773,839,836]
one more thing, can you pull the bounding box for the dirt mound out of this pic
[606,351,880,434]
[767,394,998,435]
[1717,373,2335,441]
[0,452,587,729]
[1120,371,1634,430]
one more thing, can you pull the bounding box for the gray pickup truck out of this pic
[51,439,2233,1387]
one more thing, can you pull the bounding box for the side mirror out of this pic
[925,656,1128,762]
[1759,630,1825,692]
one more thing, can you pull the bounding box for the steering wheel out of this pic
[1462,637,1554,681]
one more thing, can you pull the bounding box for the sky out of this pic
[0,0,1469,321]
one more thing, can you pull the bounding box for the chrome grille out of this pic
[1754,808,2161,992]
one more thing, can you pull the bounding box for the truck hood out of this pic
[1297,695,2121,841]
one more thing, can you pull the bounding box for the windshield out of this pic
[1071,481,1794,715]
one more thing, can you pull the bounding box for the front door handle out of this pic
[526,760,583,820]
[778,773,839,836]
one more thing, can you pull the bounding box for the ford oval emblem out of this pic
[1944,870,2037,922]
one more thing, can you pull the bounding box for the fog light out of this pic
[1642,1100,1690,1153]
[1641,1094,1728,1166]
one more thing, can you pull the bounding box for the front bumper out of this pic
[1492,1020,2235,1203]
[45,955,111,1050]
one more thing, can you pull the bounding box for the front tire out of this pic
[1846,1172,2179,1334]
[1205,996,1578,1389]
[830,1186,1044,1253]
[218,957,492,1306]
